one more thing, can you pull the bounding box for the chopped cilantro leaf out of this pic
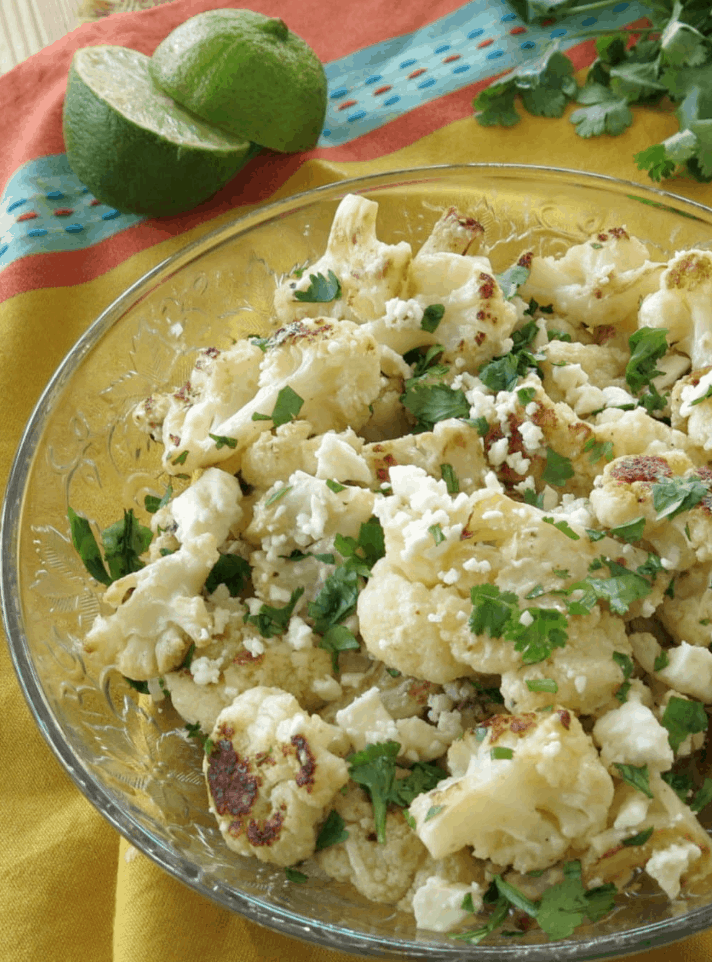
[583,438,614,464]
[424,804,445,821]
[293,269,341,303]
[478,320,540,392]
[326,479,346,493]
[124,677,150,694]
[244,587,304,638]
[204,554,251,597]
[315,810,349,851]
[542,448,574,487]
[609,516,646,543]
[690,779,712,813]
[144,486,173,514]
[429,523,445,545]
[543,516,580,540]
[691,384,712,406]
[626,327,668,395]
[495,258,532,300]
[252,385,304,428]
[68,507,112,586]
[517,386,537,405]
[318,624,360,672]
[491,746,514,760]
[264,485,292,507]
[334,516,385,575]
[209,433,238,450]
[401,381,469,432]
[347,741,401,844]
[308,565,360,635]
[613,651,634,679]
[185,720,214,755]
[652,475,708,519]
[661,695,708,752]
[285,867,309,883]
[393,761,447,806]
[505,607,569,664]
[526,678,558,693]
[421,303,445,333]
[524,488,545,509]
[472,416,490,437]
[440,462,459,494]
[613,762,654,798]
[654,650,670,672]
[568,557,653,615]
[622,826,654,847]
[662,770,693,801]
[469,584,519,638]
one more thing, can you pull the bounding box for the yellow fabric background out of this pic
[4,101,712,962]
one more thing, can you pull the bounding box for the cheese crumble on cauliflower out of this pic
[75,196,712,943]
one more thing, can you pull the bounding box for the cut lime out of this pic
[149,9,327,153]
[63,46,258,216]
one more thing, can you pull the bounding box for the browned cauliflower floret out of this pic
[204,687,349,867]
[273,194,411,325]
[520,228,663,332]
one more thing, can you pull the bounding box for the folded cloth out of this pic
[2,1,712,961]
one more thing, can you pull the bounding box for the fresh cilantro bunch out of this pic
[475,0,712,183]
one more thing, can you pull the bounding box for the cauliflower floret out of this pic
[581,774,712,896]
[500,608,634,717]
[204,687,349,867]
[406,253,519,369]
[240,420,318,490]
[539,339,631,418]
[335,686,461,762]
[166,467,243,544]
[589,451,712,571]
[362,418,487,496]
[592,406,706,466]
[357,562,477,683]
[520,228,663,331]
[273,194,411,325]
[671,366,712,453]
[315,784,430,902]
[415,207,485,257]
[593,700,674,773]
[164,620,336,733]
[409,711,613,873]
[411,875,484,932]
[245,471,375,555]
[83,532,219,679]
[658,564,712,648]
[142,317,388,475]
[638,249,712,370]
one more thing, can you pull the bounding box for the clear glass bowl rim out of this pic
[4,163,712,960]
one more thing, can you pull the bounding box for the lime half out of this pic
[149,9,327,153]
[63,46,258,216]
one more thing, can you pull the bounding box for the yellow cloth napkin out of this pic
[3,55,712,962]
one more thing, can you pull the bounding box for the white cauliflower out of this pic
[273,194,411,325]
[638,249,712,370]
[139,317,389,475]
[164,613,336,733]
[415,207,485,257]
[335,686,461,762]
[671,366,712,452]
[409,711,613,873]
[405,251,519,368]
[520,228,663,331]
[362,418,487,496]
[314,784,430,903]
[581,774,712,897]
[658,564,712,648]
[83,532,219,679]
[161,467,243,544]
[204,687,349,867]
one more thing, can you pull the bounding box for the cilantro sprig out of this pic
[68,506,152,586]
[293,269,341,303]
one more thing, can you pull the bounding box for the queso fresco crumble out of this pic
[71,194,712,942]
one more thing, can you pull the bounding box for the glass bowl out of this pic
[4,164,712,960]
